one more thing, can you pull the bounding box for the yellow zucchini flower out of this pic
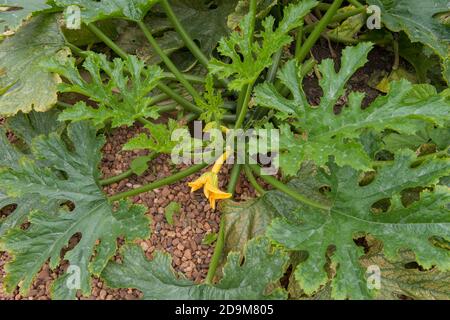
[188,149,232,210]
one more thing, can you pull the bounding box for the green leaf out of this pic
[360,250,450,300]
[54,0,158,23]
[367,0,450,59]
[0,110,64,236]
[255,43,450,176]
[0,14,66,116]
[6,109,65,146]
[202,232,218,245]
[227,0,277,30]
[130,154,153,175]
[118,0,238,63]
[123,119,182,154]
[0,0,51,34]
[209,0,317,91]
[101,237,288,299]
[164,201,180,226]
[196,75,226,123]
[0,129,60,237]
[267,150,450,299]
[43,52,164,127]
[0,122,151,299]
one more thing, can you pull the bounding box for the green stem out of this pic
[296,0,344,63]
[100,170,133,186]
[157,82,202,114]
[205,163,241,284]
[137,117,153,126]
[157,103,178,113]
[392,34,399,71]
[294,25,304,59]
[87,23,128,59]
[137,20,202,102]
[162,72,205,84]
[205,218,225,284]
[100,152,158,186]
[267,49,283,83]
[108,163,207,202]
[227,164,242,195]
[234,83,254,129]
[250,165,331,210]
[347,0,364,8]
[244,165,266,195]
[65,42,85,56]
[160,0,209,67]
[303,7,366,33]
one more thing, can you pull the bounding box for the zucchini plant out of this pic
[0,0,449,300]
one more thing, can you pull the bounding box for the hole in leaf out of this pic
[371,198,391,214]
[358,171,376,186]
[400,187,425,207]
[319,185,331,194]
[0,204,17,219]
[61,201,76,212]
[353,236,370,254]
[404,261,427,271]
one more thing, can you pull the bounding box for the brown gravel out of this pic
[0,122,261,300]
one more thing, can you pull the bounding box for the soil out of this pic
[0,39,393,300]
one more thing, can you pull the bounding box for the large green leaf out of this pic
[43,52,164,127]
[0,0,51,34]
[0,14,66,116]
[267,150,450,299]
[209,0,317,91]
[54,0,158,23]
[0,110,64,237]
[360,251,450,300]
[255,43,450,176]
[101,237,288,299]
[367,0,450,58]
[219,163,329,260]
[0,122,150,299]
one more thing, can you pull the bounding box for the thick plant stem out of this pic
[205,164,241,284]
[160,0,209,67]
[244,165,266,195]
[294,25,304,59]
[87,23,128,59]
[250,165,331,210]
[347,0,364,8]
[109,163,207,202]
[303,7,366,33]
[296,0,345,63]
[267,49,283,83]
[157,82,202,114]
[137,20,202,102]
[100,170,133,186]
[234,83,254,129]
[162,72,205,84]
[227,164,242,195]
[205,218,225,284]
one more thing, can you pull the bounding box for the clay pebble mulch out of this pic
[0,123,260,300]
